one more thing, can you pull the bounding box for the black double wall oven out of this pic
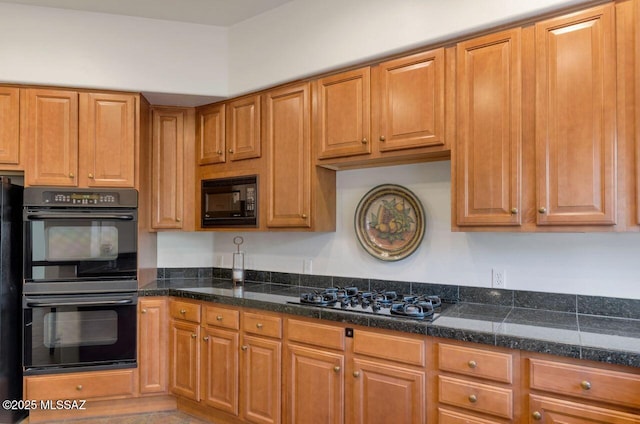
[22,188,138,375]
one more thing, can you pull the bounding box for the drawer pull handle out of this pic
[379,136,386,142]
[580,380,592,390]
[191,334,197,339]
[532,411,542,421]
[256,323,263,329]
[180,309,187,314]
[203,336,209,341]
[241,345,248,351]
[141,309,147,314]
[468,394,477,403]
[216,315,223,321]
[468,360,477,369]
[334,366,341,373]
[76,385,83,391]
[353,371,360,378]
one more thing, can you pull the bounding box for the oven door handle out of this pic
[26,213,135,221]
[25,298,135,307]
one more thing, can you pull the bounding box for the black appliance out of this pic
[23,187,138,294]
[22,187,138,375]
[201,175,257,227]
[0,177,26,424]
[295,287,441,320]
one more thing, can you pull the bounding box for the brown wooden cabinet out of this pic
[636,0,640,226]
[455,28,522,227]
[240,311,282,424]
[0,86,21,168]
[169,300,201,401]
[150,106,195,230]
[535,4,617,226]
[348,328,426,424]
[227,94,262,162]
[285,318,346,424]
[24,88,137,188]
[138,297,168,395]
[196,103,225,166]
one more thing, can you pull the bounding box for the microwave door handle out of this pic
[25,299,134,307]
[26,213,135,221]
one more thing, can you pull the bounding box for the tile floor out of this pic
[20,410,212,423]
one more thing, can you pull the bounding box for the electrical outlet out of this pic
[216,255,225,268]
[492,268,506,289]
[302,259,313,274]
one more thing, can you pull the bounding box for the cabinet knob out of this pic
[241,345,248,351]
[216,315,223,321]
[176,217,181,222]
[301,214,308,219]
[216,150,222,155]
[580,380,592,390]
[256,323,263,329]
[468,394,477,403]
[467,360,477,369]
[538,207,547,214]
[334,366,341,373]
[191,333,197,339]
[88,173,94,179]
[353,371,360,378]
[180,309,187,314]
[76,385,83,391]
[361,138,368,144]
[532,411,542,421]
[69,172,75,178]
[510,208,518,215]
[141,309,147,314]
[203,336,209,341]
[379,136,386,142]
[228,149,234,153]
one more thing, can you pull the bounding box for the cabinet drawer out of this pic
[242,311,282,338]
[169,300,201,323]
[529,394,640,424]
[529,358,640,409]
[204,305,240,330]
[25,369,135,400]
[353,329,425,367]
[438,343,513,383]
[438,408,501,424]
[438,375,513,419]
[286,319,345,351]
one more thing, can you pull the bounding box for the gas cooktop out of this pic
[291,287,441,321]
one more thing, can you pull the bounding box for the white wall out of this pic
[228,0,596,95]
[158,162,640,300]
[0,2,228,96]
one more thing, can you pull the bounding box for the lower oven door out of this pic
[23,292,137,375]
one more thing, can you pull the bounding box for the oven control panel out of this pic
[45,192,119,205]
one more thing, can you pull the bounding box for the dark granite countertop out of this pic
[140,278,640,369]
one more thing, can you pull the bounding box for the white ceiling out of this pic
[0,0,292,26]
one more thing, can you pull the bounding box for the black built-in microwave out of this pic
[201,175,257,227]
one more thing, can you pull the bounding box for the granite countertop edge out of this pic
[138,280,640,369]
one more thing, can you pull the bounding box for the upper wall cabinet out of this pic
[25,89,137,188]
[0,87,21,169]
[535,4,616,226]
[314,48,449,169]
[197,103,225,166]
[455,28,522,227]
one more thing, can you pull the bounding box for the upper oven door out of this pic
[24,208,138,283]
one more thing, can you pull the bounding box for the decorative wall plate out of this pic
[354,184,425,261]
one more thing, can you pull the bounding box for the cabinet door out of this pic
[241,334,282,424]
[0,87,20,166]
[202,327,239,416]
[375,48,445,152]
[264,83,311,228]
[350,358,425,424]
[138,298,168,395]
[456,29,522,226]
[197,103,225,165]
[315,67,371,159]
[25,89,79,186]
[529,395,640,423]
[286,344,344,424]
[636,0,640,226]
[151,108,185,229]
[169,320,200,400]
[80,93,136,187]
[535,5,616,225]
[227,95,261,161]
